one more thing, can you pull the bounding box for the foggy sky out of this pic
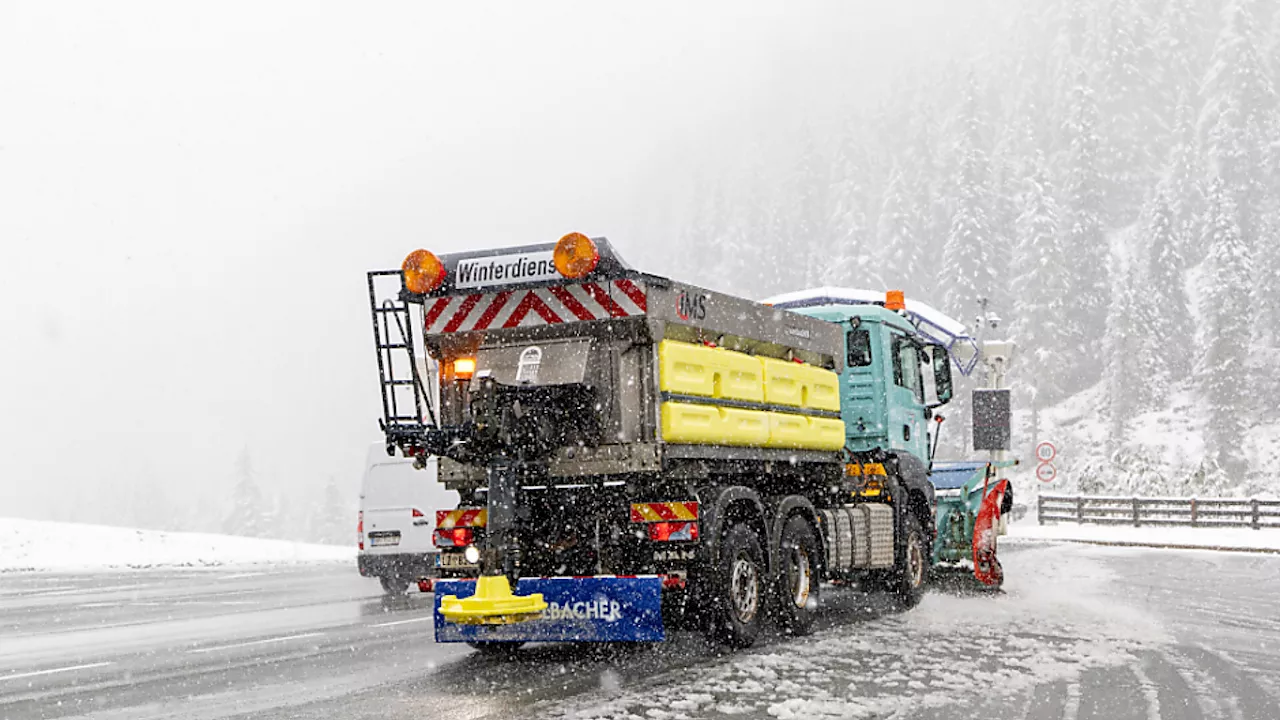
[0,1,1013,527]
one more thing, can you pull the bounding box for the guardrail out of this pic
[1037,494,1280,529]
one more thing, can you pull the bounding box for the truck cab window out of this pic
[892,335,923,403]
[847,329,872,367]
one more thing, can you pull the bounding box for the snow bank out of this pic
[0,518,354,572]
[1010,520,1280,553]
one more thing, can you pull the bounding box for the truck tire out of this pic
[775,515,820,635]
[380,575,409,595]
[706,523,765,648]
[889,514,929,608]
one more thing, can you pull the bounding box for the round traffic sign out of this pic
[1035,462,1056,483]
[1035,441,1057,463]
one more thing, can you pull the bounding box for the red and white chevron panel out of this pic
[423,279,647,334]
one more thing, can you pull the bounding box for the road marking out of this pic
[37,583,151,597]
[186,632,325,654]
[370,616,433,628]
[0,661,113,682]
[218,572,267,580]
[0,585,79,597]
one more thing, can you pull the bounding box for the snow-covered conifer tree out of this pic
[1145,188,1192,382]
[1012,155,1076,410]
[792,128,833,288]
[876,166,921,293]
[826,123,877,289]
[1164,92,1206,263]
[1200,0,1276,252]
[1061,72,1111,379]
[1199,177,1253,483]
[311,476,349,545]
[224,447,265,538]
[939,73,997,321]
[1105,270,1148,452]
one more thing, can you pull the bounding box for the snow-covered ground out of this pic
[0,518,354,572]
[1010,518,1280,553]
[540,544,1172,720]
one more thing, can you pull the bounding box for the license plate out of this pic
[369,533,400,547]
[436,552,476,568]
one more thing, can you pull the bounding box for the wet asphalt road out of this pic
[1,543,1277,720]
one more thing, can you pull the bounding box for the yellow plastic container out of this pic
[765,412,811,448]
[658,340,764,403]
[760,357,804,407]
[661,402,770,446]
[765,413,847,450]
[760,357,841,412]
[807,416,848,450]
[795,363,841,412]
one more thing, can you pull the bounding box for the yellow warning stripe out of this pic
[629,502,699,523]
[436,508,488,528]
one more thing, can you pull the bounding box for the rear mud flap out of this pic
[434,576,665,643]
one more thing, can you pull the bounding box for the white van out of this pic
[357,444,458,594]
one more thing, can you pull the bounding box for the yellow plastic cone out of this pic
[439,575,548,625]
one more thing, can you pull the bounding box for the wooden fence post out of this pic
[1190,498,1197,527]
[1253,498,1261,530]
[1132,496,1140,527]
[1076,495,1084,524]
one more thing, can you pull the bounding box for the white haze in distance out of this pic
[0,1,1012,529]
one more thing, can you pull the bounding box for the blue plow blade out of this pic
[433,576,665,643]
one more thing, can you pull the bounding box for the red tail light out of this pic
[648,521,698,542]
[357,511,364,551]
[433,527,475,548]
[412,508,425,518]
[661,575,688,590]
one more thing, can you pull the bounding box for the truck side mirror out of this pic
[929,345,953,406]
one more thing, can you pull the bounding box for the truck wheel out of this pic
[380,576,409,595]
[889,514,929,608]
[775,516,820,635]
[707,523,765,648]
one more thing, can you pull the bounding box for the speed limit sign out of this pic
[1035,462,1057,483]
[1035,441,1057,463]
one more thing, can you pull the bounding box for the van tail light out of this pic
[357,511,364,551]
[434,527,475,548]
[412,508,425,518]
[648,522,698,542]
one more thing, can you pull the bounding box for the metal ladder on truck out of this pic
[367,270,436,453]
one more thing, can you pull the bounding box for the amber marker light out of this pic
[885,289,906,311]
[453,357,476,380]
[553,232,600,278]
[403,249,446,294]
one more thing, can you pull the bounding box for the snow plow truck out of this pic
[366,233,1011,651]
